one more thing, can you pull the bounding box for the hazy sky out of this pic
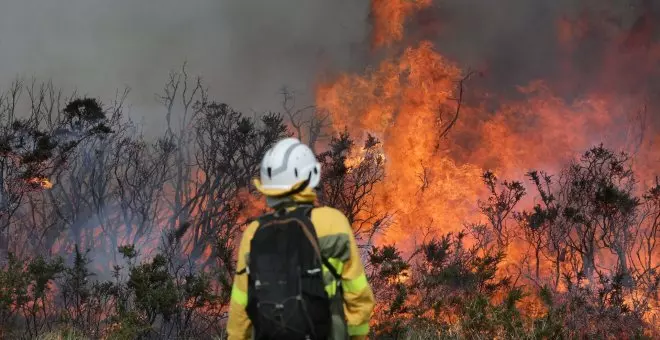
[0,0,655,137]
[0,0,370,135]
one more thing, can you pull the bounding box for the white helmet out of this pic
[254,137,321,197]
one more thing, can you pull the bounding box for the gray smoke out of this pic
[0,0,371,136]
[412,0,658,97]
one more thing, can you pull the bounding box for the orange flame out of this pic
[319,0,660,248]
[316,6,660,332]
[370,0,432,47]
[317,42,487,246]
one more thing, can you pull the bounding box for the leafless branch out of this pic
[438,69,476,140]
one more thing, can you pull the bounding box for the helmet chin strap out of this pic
[269,172,313,199]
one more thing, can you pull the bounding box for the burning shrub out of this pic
[0,81,116,264]
[367,233,521,339]
[317,131,387,241]
[362,144,659,339]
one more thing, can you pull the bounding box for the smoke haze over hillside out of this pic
[0,0,370,135]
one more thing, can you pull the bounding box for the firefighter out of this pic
[227,137,375,340]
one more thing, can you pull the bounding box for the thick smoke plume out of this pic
[408,1,657,92]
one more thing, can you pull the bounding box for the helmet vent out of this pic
[314,167,318,174]
[294,168,298,178]
[267,167,272,179]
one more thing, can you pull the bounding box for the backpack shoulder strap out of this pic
[292,205,343,282]
[235,212,275,276]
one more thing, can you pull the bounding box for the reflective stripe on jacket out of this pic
[226,206,375,340]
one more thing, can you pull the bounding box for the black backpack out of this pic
[243,205,341,340]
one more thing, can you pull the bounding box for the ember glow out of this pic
[28,177,53,190]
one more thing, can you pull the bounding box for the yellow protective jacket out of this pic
[226,202,375,340]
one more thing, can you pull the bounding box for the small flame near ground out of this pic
[28,177,53,189]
